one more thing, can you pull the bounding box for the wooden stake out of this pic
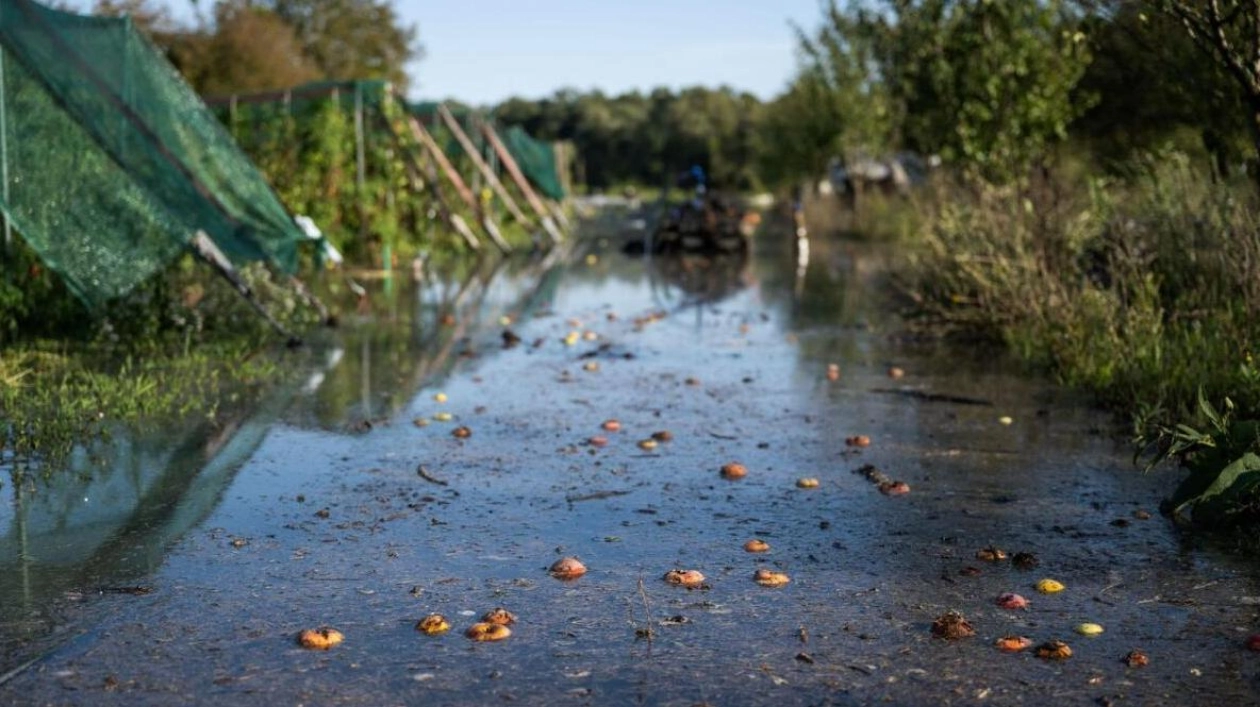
[438,104,531,228]
[379,114,480,252]
[408,115,512,253]
[481,122,563,244]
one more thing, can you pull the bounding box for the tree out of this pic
[267,0,419,90]
[867,0,1093,182]
[1144,0,1260,179]
[178,2,321,95]
[1074,1,1249,173]
[758,2,886,188]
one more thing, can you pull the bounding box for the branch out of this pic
[1156,0,1260,96]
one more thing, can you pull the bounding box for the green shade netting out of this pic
[0,0,304,307]
[407,102,565,200]
[501,125,565,200]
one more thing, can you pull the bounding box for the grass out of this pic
[0,256,318,473]
[893,153,1260,525]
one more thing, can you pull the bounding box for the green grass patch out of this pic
[897,154,1260,525]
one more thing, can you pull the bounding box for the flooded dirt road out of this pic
[4,218,1260,705]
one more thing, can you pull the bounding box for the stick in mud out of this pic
[416,464,448,486]
[565,489,632,503]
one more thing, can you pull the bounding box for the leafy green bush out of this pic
[904,153,1260,422]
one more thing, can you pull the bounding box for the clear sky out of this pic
[407,0,822,106]
[66,0,824,106]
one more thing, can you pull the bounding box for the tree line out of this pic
[499,1,1260,194]
[91,0,418,95]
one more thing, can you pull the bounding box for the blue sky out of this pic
[68,0,824,106]
[407,0,822,106]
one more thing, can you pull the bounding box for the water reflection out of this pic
[292,251,565,429]
[0,249,565,654]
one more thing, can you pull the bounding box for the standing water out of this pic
[2,214,1259,705]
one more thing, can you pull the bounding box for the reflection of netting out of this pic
[0,0,304,308]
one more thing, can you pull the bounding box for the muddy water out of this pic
[3,220,1260,705]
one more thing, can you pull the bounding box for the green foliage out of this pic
[269,0,419,91]
[225,86,462,262]
[1075,2,1250,173]
[1141,0,1260,175]
[0,337,289,467]
[1145,392,1260,527]
[901,153,1260,523]
[99,0,420,95]
[494,87,763,191]
[867,0,1093,181]
[759,4,886,188]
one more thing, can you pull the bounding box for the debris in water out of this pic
[416,615,451,635]
[1011,551,1040,569]
[482,608,517,626]
[502,329,522,348]
[433,392,448,403]
[433,412,453,422]
[412,417,430,428]
[1123,650,1149,667]
[550,557,587,580]
[452,426,471,439]
[637,439,658,451]
[685,377,701,386]
[855,464,889,484]
[1076,623,1104,636]
[878,481,910,496]
[996,593,1029,610]
[845,435,871,448]
[999,416,1014,425]
[651,430,673,442]
[721,462,748,480]
[602,419,622,432]
[931,611,975,640]
[976,546,1008,562]
[663,569,706,588]
[588,436,609,447]
[466,622,511,642]
[416,465,449,486]
[796,477,820,489]
[583,361,599,372]
[887,366,905,379]
[1036,578,1065,594]
[1247,634,1260,652]
[995,636,1033,652]
[1036,640,1072,660]
[297,627,344,650]
[826,363,840,381]
[744,539,770,553]
[754,569,791,587]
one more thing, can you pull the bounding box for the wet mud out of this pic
[4,222,1260,705]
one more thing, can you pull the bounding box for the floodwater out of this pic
[3,212,1260,706]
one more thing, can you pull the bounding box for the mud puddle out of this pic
[3,221,1260,705]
